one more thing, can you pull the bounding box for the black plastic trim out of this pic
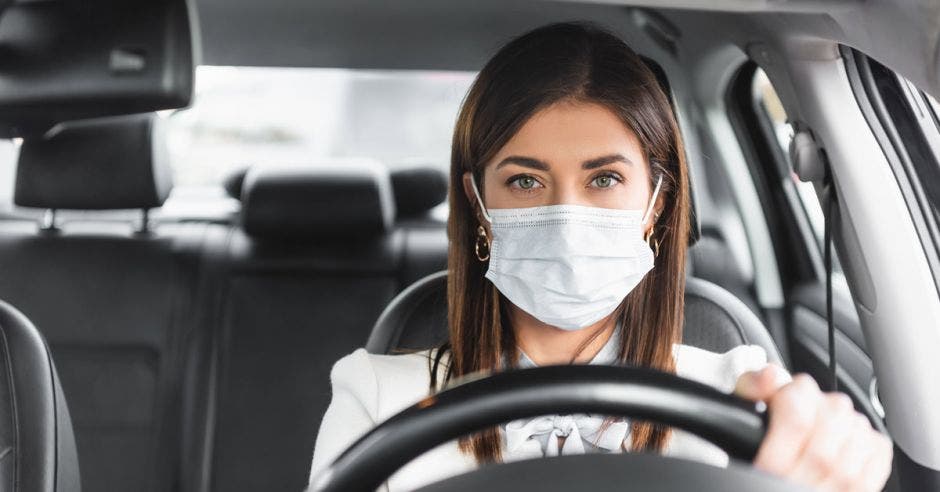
[895,444,940,490]
[415,453,799,492]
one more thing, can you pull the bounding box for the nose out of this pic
[550,180,593,207]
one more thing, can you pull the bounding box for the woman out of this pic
[310,22,892,491]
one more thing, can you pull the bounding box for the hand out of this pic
[735,366,893,491]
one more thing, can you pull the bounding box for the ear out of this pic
[644,193,665,235]
[461,172,478,207]
[462,171,492,229]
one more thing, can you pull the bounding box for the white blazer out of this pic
[310,344,779,491]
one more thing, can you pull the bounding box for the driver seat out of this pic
[366,271,783,366]
[0,300,81,492]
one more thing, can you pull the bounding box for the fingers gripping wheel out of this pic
[311,365,792,492]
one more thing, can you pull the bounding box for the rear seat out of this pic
[0,119,451,490]
[219,163,450,287]
[0,114,216,492]
[203,161,447,491]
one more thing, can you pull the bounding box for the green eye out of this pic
[593,175,614,188]
[518,176,536,189]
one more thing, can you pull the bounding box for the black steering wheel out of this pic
[311,365,802,492]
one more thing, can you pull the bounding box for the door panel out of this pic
[787,283,885,431]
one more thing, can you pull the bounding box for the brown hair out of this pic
[433,21,691,464]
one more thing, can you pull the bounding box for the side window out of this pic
[751,68,843,277]
[856,54,940,268]
[897,79,940,222]
[753,71,822,242]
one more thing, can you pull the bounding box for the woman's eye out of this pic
[509,175,543,190]
[590,173,621,189]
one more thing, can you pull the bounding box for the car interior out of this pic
[1,0,940,491]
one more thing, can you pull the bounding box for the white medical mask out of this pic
[470,173,662,330]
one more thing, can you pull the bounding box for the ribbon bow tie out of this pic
[504,414,630,460]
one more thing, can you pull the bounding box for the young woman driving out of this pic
[311,22,892,492]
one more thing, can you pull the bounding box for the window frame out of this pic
[841,46,940,299]
[725,61,822,294]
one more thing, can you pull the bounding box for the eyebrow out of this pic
[495,156,550,171]
[582,154,634,169]
[495,153,633,171]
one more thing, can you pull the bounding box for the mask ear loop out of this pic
[641,174,664,225]
[469,173,493,224]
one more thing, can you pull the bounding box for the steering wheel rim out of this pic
[312,364,768,492]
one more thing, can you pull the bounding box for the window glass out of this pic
[751,68,844,279]
[752,69,826,241]
[167,66,476,189]
[0,67,476,215]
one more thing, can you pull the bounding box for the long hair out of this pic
[435,21,691,464]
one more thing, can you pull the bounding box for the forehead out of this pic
[491,100,646,167]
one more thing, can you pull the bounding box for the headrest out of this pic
[225,164,446,221]
[222,165,250,201]
[365,271,783,366]
[240,160,396,240]
[0,0,194,137]
[390,166,448,218]
[14,113,172,210]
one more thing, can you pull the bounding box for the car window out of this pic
[858,56,940,269]
[902,81,940,220]
[0,67,476,217]
[751,68,844,277]
[167,66,475,188]
[753,70,823,242]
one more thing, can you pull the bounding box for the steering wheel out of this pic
[311,365,802,491]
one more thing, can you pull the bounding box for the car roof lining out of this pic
[192,0,940,101]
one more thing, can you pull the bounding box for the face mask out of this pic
[470,173,662,331]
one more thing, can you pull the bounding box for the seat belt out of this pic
[791,125,838,391]
[823,168,838,392]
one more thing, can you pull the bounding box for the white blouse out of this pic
[309,342,782,491]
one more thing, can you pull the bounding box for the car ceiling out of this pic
[195,0,940,100]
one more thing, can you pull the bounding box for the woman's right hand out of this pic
[735,366,893,491]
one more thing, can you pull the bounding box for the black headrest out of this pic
[389,166,448,218]
[14,113,172,210]
[225,164,446,221]
[222,165,250,201]
[0,0,194,137]
[240,161,396,240]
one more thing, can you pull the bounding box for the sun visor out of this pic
[0,0,196,137]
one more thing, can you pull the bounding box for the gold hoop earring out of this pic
[644,229,661,258]
[475,225,490,262]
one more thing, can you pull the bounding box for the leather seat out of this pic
[0,300,80,492]
[206,162,404,492]
[366,271,784,366]
[0,113,212,492]
[203,162,454,491]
